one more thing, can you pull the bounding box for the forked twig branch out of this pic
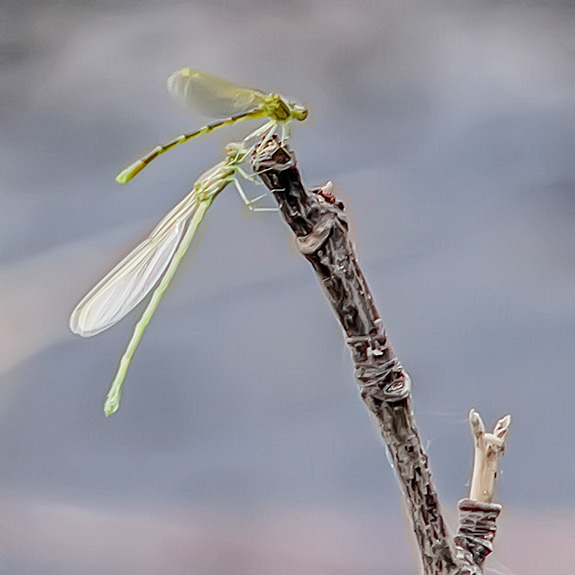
[252,138,511,575]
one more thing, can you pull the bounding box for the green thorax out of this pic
[261,93,308,123]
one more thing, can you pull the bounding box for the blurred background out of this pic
[1,0,574,573]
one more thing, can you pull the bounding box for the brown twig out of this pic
[252,138,510,575]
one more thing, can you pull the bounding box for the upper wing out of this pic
[167,68,267,119]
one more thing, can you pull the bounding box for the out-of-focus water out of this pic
[1,0,574,573]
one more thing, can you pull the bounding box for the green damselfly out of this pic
[116,68,308,183]
[71,143,267,414]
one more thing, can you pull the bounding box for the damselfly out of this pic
[116,68,308,183]
[71,143,264,415]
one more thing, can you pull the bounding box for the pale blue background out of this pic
[0,0,574,573]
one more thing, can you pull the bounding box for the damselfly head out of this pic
[264,94,308,123]
[289,101,308,122]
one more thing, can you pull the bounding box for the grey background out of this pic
[0,0,574,573]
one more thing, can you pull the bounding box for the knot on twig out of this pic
[296,211,337,255]
[251,138,297,198]
[347,333,411,402]
[313,181,338,204]
[252,137,296,172]
[455,499,502,565]
[310,180,346,211]
[293,182,348,255]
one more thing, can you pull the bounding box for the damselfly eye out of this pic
[292,103,308,121]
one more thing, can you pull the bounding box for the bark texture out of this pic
[252,138,507,575]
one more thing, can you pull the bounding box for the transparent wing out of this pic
[167,68,267,119]
[70,192,200,337]
[70,224,186,337]
[102,199,214,416]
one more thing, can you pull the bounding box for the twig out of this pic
[252,138,511,575]
[468,410,511,504]
[455,411,511,567]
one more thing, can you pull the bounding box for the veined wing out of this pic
[167,68,267,119]
[70,192,201,337]
[70,224,185,337]
[102,198,215,415]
